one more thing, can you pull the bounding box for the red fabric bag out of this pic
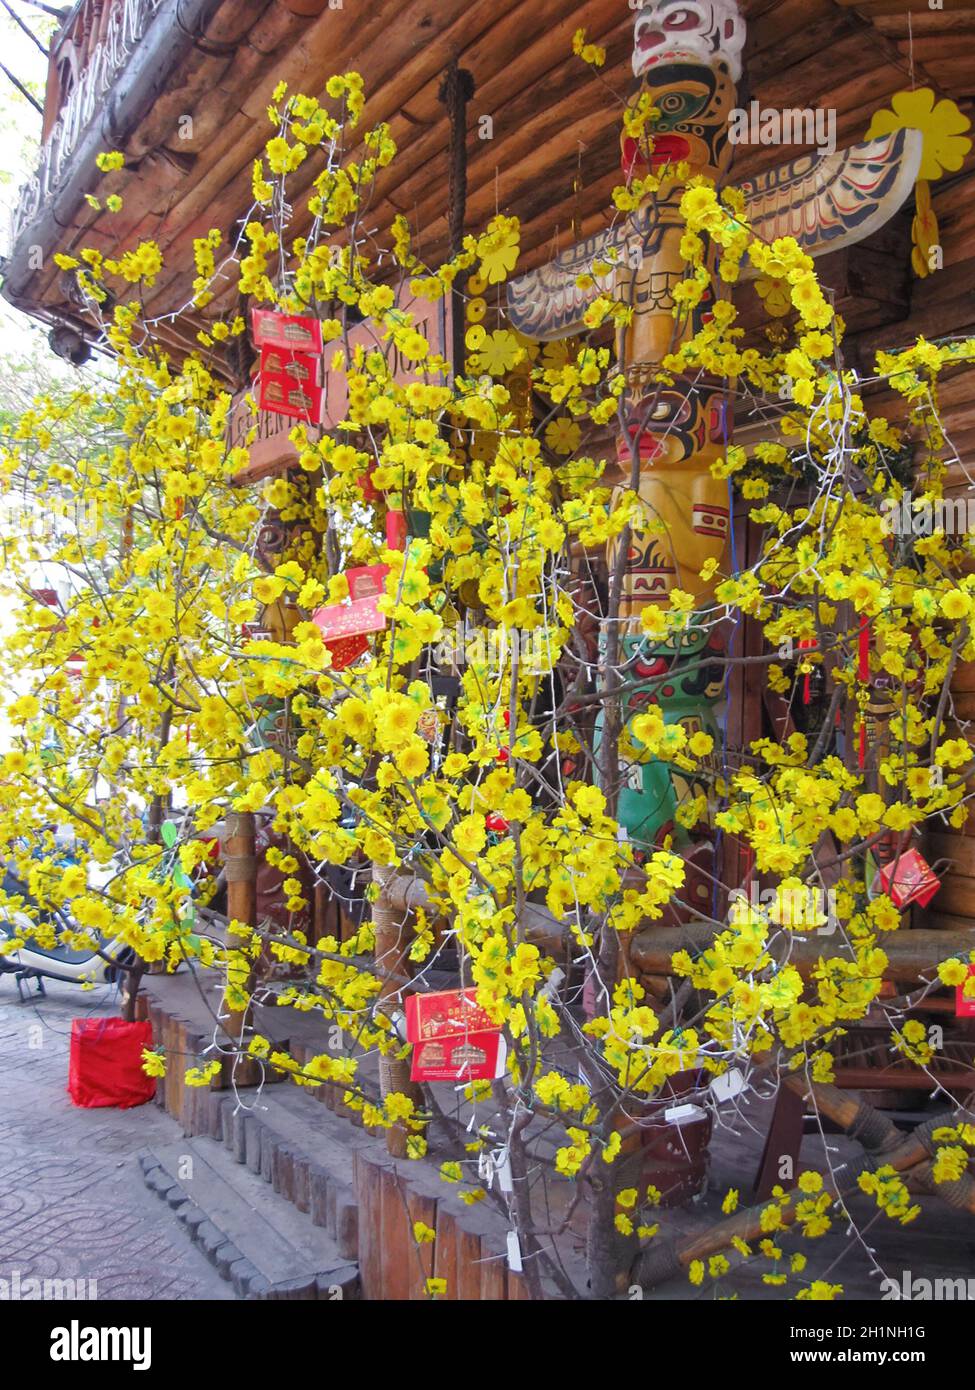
[68,1018,156,1110]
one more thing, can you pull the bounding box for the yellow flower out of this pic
[866,88,972,182]
[141,1049,166,1078]
[544,417,582,455]
[477,216,520,284]
[473,329,523,377]
[755,275,791,317]
[939,959,969,987]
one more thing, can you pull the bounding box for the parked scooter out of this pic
[0,865,133,1000]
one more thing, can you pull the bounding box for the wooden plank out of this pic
[479,1240,508,1300]
[929,834,975,878]
[433,1202,458,1301]
[405,1186,438,1300]
[455,1221,483,1301]
[380,1164,413,1301]
[353,1150,385,1300]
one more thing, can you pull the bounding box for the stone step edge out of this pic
[138,1149,359,1302]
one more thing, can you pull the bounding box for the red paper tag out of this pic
[259,347,324,423]
[324,633,369,671]
[312,595,386,640]
[251,308,323,355]
[346,563,388,601]
[260,346,320,386]
[957,967,975,1018]
[386,509,408,551]
[405,988,497,1042]
[410,1030,503,1083]
[878,849,940,910]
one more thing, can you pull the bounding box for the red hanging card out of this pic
[346,563,388,602]
[259,346,324,423]
[312,595,386,640]
[956,966,975,1018]
[877,848,940,910]
[251,308,323,355]
[410,1030,504,1083]
[405,988,497,1041]
[324,633,369,671]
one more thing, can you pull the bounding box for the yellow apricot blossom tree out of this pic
[2,63,975,1300]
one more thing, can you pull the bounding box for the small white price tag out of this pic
[664,1102,707,1127]
[710,1067,745,1103]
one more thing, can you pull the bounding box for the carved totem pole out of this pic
[507,0,922,872]
[609,0,744,852]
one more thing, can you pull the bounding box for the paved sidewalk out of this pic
[0,974,234,1300]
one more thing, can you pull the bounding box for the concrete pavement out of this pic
[0,973,234,1300]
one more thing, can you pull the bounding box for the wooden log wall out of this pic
[22,0,975,375]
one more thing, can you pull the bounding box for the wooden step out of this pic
[140,1138,359,1300]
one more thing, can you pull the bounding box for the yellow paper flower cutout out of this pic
[755,274,791,318]
[866,88,972,182]
[911,180,940,279]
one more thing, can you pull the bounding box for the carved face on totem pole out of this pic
[632,0,745,83]
[612,0,743,617]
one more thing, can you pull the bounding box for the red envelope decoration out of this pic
[386,509,408,551]
[312,595,386,640]
[346,563,388,601]
[259,346,324,423]
[260,346,320,385]
[410,1032,504,1083]
[405,989,496,1040]
[251,308,323,355]
[877,848,940,910]
[405,988,502,1082]
[324,633,369,672]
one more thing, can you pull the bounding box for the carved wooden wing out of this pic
[505,222,630,341]
[739,128,923,262]
[505,129,922,339]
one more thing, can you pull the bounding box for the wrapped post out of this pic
[222,810,258,1051]
[372,864,423,1158]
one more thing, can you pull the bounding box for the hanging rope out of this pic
[437,59,476,382]
[438,59,476,260]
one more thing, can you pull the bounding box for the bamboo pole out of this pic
[222,809,257,1046]
[629,924,975,982]
[372,864,422,1159]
